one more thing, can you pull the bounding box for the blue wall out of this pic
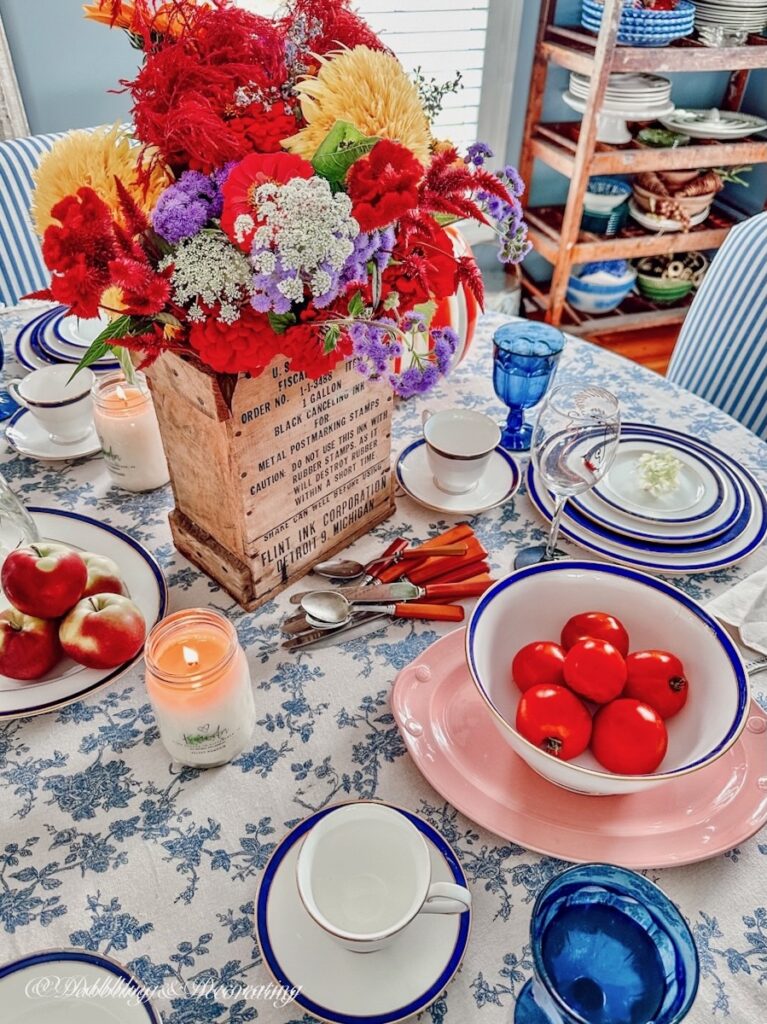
[0,0,136,134]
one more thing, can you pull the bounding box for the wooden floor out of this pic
[585,323,680,376]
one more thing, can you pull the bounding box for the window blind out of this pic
[353,1,490,150]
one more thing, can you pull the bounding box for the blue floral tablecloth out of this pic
[1,309,766,1024]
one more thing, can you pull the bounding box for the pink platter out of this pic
[392,628,767,868]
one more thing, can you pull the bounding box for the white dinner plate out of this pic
[0,509,167,719]
[14,308,119,372]
[526,426,767,574]
[0,950,160,1023]
[660,110,767,140]
[256,803,471,1024]
[594,436,726,519]
[629,200,710,233]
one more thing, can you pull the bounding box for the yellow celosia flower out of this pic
[99,286,127,319]
[31,124,172,238]
[284,46,431,165]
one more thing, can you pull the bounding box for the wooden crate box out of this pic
[146,352,395,610]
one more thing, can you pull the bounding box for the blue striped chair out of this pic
[666,211,767,439]
[0,131,67,306]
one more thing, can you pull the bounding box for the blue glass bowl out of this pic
[581,0,695,45]
[516,863,699,1024]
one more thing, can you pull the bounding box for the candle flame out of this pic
[182,645,200,667]
[115,384,128,402]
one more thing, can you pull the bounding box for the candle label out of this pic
[147,353,395,608]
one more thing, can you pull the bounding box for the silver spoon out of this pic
[301,590,357,625]
[312,544,467,582]
[312,558,369,582]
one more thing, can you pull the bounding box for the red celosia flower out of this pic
[220,152,314,251]
[41,187,117,318]
[385,222,458,309]
[346,140,424,231]
[109,258,172,316]
[227,100,301,157]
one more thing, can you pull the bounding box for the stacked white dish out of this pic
[694,0,767,35]
[564,72,674,144]
[13,305,120,373]
[660,108,767,141]
[526,422,767,574]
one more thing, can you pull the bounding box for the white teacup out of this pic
[296,803,471,953]
[8,366,95,445]
[423,408,501,494]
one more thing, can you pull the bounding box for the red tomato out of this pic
[561,611,629,657]
[515,684,592,760]
[512,641,566,692]
[624,650,689,719]
[563,638,627,704]
[591,698,668,775]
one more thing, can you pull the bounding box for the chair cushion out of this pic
[0,131,67,306]
[667,212,767,439]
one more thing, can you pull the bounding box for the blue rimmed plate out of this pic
[526,426,767,573]
[0,508,167,719]
[396,438,520,517]
[572,430,743,544]
[15,307,120,372]
[34,307,119,369]
[256,802,471,1024]
[0,949,160,1023]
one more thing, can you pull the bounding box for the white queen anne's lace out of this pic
[160,231,253,324]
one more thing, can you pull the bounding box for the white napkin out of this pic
[708,566,767,658]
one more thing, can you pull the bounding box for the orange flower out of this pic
[83,1,135,30]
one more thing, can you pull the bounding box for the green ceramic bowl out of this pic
[635,127,691,149]
[637,272,694,304]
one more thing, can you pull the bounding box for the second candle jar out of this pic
[144,609,256,767]
[92,372,170,491]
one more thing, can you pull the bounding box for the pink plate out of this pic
[392,628,767,868]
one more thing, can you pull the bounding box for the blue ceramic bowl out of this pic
[585,177,633,213]
[566,270,636,313]
[581,0,695,45]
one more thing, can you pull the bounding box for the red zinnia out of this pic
[346,140,424,231]
[220,152,314,251]
[385,222,458,309]
[189,305,281,377]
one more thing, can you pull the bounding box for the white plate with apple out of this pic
[0,508,167,719]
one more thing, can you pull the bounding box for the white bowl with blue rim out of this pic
[585,177,632,213]
[567,261,637,314]
[465,561,750,796]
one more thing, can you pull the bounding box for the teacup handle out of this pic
[421,408,433,427]
[421,882,472,915]
[6,380,30,410]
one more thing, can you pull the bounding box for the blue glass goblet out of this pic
[493,322,565,451]
[515,863,699,1024]
[0,336,19,421]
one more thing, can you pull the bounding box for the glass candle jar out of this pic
[92,372,170,492]
[145,609,256,767]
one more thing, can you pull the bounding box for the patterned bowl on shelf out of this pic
[582,0,695,46]
[636,272,695,304]
[581,202,630,237]
[585,176,633,213]
[635,127,691,148]
[566,261,637,313]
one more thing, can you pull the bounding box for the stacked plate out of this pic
[13,305,119,373]
[694,0,767,34]
[568,71,673,113]
[660,108,767,140]
[527,422,767,574]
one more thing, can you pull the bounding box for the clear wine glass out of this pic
[0,472,38,597]
[515,384,620,569]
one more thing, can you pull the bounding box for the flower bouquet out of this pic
[30,0,529,398]
[29,0,530,608]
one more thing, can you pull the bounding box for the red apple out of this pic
[0,608,61,680]
[60,593,146,669]
[81,552,128,599]
[2,543,87,618]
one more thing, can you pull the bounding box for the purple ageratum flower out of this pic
[501,164,526,199]
[338,228,397,292]
[152,169,228,244]
[431,326,459,374]
[351,318,458,398]
[465,142,494,168]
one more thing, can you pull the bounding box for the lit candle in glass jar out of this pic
[92,372,170,492]
[144,609,256,767]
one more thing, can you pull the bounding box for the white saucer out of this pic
[255,803,471,1024]
[629,199,710,233]
[1,949,160,1023]
[6,408,102,461]
[395,438,521,516]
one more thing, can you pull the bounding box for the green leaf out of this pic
[116,345,138,386]
[67,315,134,383]
[413,299,437,327]
[322,324,341,354]
[370,262,382,311]
[268,311,297,335]
[312,121,380,186]
[434,212,463,227]
[347,290,366,318]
